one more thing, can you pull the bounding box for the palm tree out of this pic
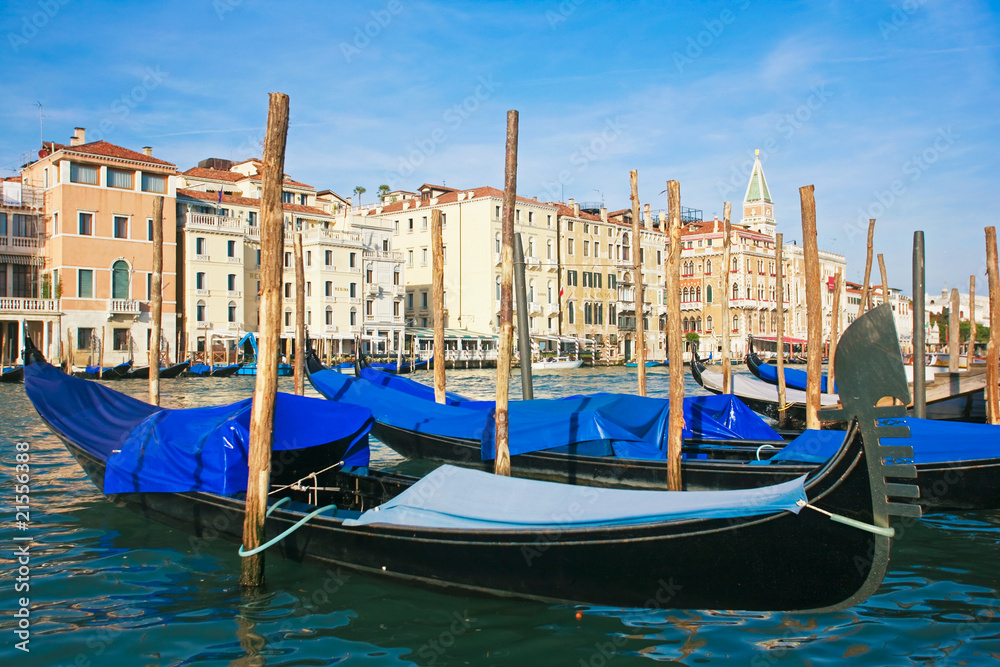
[377,184,390,202]
[353,186,366,206]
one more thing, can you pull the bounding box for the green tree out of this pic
[377,184,390,201]
[353,186,366,205]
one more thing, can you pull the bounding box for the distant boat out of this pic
[1,365,24,383]
[79,361,132,380]
[124,361,191,380]
[185,363,242,377]
[625,360,660,368]
[531,356,584,371]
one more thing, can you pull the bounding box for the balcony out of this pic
[324,295,336,303]
[528,301,543,315]
[367,283,379,295]
[542,258,558,272]
[348,266,361,273]
[0,235,40,253]
[525,256,541,270]
[392,284,404,297]
[227,322,240,330]
[0,297,59,314]
[186,212,243,231]
[227,256,242,264]
[302,228,362,245]
[196,288,210,296]
[227,290,241,298]
[108,299,140,315]
[349,296,361,304]
[364,249,404,262]
[680,301,702,311]
[195,254,211,262]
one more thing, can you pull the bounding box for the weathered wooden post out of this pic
[149,196,164,405]
[630,170,646,395]
[949,288,960,374]
[857,219,875,317]
[912,232,927,418]
[665,180,683,491]
[828,268,843,396]
[986,227,999,424]
[800,185,821,429]
[66,328,73,374]
[97,329,104,378]
[721,202,733,394]
[240,92,289,588]
[293,232,306,395]
[775,233,788,426]
[878,253,889,304]
[968,275,977,370]
[431,208,447,403]
[513,233,533,400]
[494,110,518,477]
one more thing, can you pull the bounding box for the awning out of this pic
[754,336,809,345]
[0,253,43,266]
[405,327,497,342]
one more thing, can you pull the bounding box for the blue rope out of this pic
[238,497,339,558]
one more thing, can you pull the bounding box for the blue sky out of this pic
[2,0,998,295]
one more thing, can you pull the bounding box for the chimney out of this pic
[600,207,608,222]
[659,212,667,229]
[713,215,719,233]
[143,146,153,156]
[70,127,86,146]
[643,203,651,229]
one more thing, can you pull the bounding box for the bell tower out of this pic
[741,150,775,237]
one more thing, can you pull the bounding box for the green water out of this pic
[1,369,998,666]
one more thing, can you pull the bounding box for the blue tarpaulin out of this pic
[25,361,373,495]
[754,360,836,393]
[769,418,1000,465]
[309,366,783,461]
[343,464,808,530]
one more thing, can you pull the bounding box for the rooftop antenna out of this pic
[35,101,44,146]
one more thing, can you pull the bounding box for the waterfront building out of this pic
[20,128,179,368]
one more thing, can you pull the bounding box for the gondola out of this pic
[320,306,1000,511]
[78,361,133,380]
[1,365,24,383]
[124,360,191,380]
[746,338,836,393]
[185,363,242,377]
[25,319,920,611]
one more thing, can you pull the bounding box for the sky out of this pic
[2,0,998,295]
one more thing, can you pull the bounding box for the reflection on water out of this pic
[0,370,998,665]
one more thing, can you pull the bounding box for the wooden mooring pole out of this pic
[294,232,305,395]
[857,219,875,318]
[494,110,518,477]
[968,276,977,370]
[665,180,683,491]
[878,253,889,304]
[149,196,164,405]
[949,288,960,374]
[630,170,646,395]
[775,233,788,426]
[800,185,822,429]
[432,208,447,403]
[985,227,999,425]
[240,92,289,588]
[912,232,927,418]
[721,202,733,394]
[828,268,843,396]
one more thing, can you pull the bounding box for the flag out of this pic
[217,189,223,203]
[559,287,564,297]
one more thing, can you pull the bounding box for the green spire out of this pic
[744,151,772,204]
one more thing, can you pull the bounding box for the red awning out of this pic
[754,336,809,344]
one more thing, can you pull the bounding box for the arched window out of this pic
[683,317,689,332]
[528,237,535,257]
[528,279,535,302]
[706,285,713,303]
[696,286,701,302]
[706,315,713,332]
[228,301,237,323]
[682,287,688,302]
[547,281,553,303]
[733,314,739,332]
[495,232,501,254]
[325,306,333,325]
[496,276,501,301]
[546,239,553,260]
[759,313,766,332]
[732,283,739,300]
[349,307,357,326]
[732,257,738,272]
[705,259,712,275]
[196,299,206,322]
[112,260,129,299]
[697,316,703,332]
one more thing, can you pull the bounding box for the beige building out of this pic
[176,160,403,361]
[20,128,179,368]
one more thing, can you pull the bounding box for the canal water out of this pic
[1,367,998,666]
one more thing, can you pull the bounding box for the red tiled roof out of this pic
[182,167,244,182]
[58,140,175,167]
[364,186,559,215]
[247,173,315,189]
[176,188,332,217]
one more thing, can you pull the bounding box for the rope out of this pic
[238,497,339,558]
[797,500,895,538]
[755,443,778,461]
[268,460,345,496]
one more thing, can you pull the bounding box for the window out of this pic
[366,268,374,283]
[421,216,427,231]
[584,240,590,257]
[583,272,590,288]
[196,272,206,290]
[366,300,373,316]
[196,300,206,322]
[443,246,447,264]
[77,327,94,351]
[706,285,713,303]
[141,173,166,193]
[146,272,151,299]
[256,250,261,266]
[284,252,291,268]
[609,273,616,289]
[78,212,93,236]
[112,261,129,299]
[421,248,428,266]
[732,283,739,300]
[393,270,400,285]
[567,300,575,324]
[421,291,428,309]
[247,211,257,226]
[282,192,293,204]
[285,309,292,326]
[528,211,534,225]
[111,216,128,239]
[112,328,129,351]
[325,306,333,325]
[300,193,308,205]
[567,221,574,231]
[546,239,553,260]
[228,301,237,322]
[195,237,206,255]
[350,253,357,268]
[227,240,236,258]
[515,209,520,222]
[325,250,333,266]
[227,274,236,292]
[495,276,501,300]
[594,273,602,289]
[495,205,501,219]
[107,168,133,189]
[408,218,414,232]
[349,283,356,298]
[407,250,414,267]
[584,302,592,324]
[407,292,413,310]
[52,212,58,235]
[547,214,552,227]
[69,163,98,185]
[567,238,574,255]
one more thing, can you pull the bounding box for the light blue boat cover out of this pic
[769,418,999,465]
[343,464,807,530]
[755,360,835,393]
[309,366,782,461]
[24,361,373,495]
